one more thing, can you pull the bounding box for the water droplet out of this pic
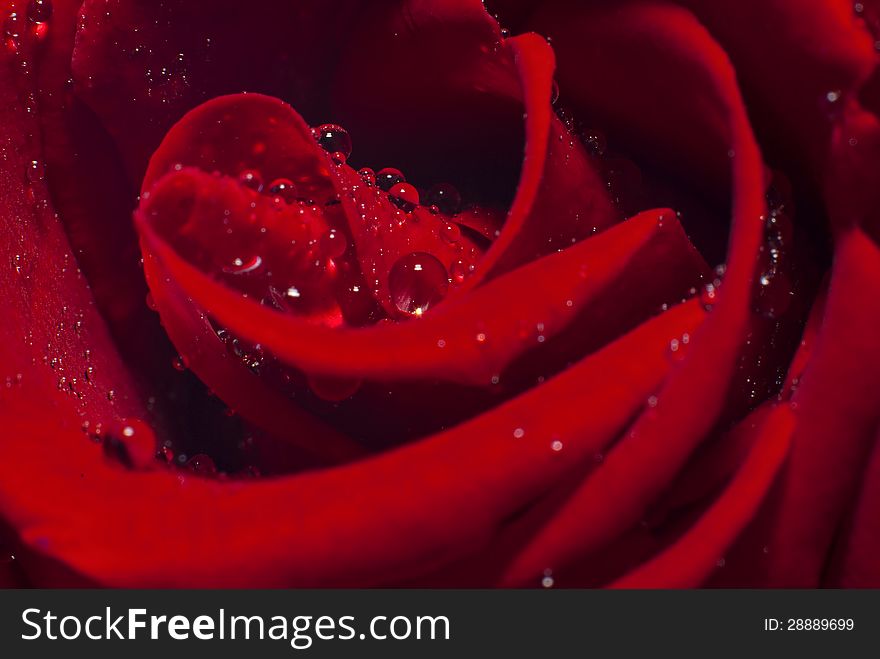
[551,439,563,452]
[157,445,175,464]
[358,167,376,186]
[377,167,405,191]
[424,183,462,215]
[100,419,156,469]
[753,269,792,320]
[450,258,472,285]
[438,222,461,244]
[764,211,792,255]
[26,159,44,183]
[187,453,218,477]
[267,178,297,204]
[3,13,21,55]
[388,252,448,316]
[551,79,560,105]
[582,129,607,157]
[513,427,525,439]
[388,182,419,211]
[27,0,52,24]
[315,124,352,161]
[330,151,347,166]
[239,169,263,192]
[319,229,347,259]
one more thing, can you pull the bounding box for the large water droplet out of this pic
[268,178,297,204]
[450,258,472,285]
[377,167,405,191]
[388,252,449,316]
[319,228,347,259]
[358,167,376,186]
[439,221,461,244]
[187,453,218,477]
[388,182,419,211]
[27,0,52,23]
[315,124,352,161]
[239,169,263,192]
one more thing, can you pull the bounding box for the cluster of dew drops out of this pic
[224,120,471,326]
[3,1,52,57]
[314,122,472,318]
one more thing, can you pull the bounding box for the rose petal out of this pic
[0,6,152,441]
[830,424,880,587]
[138,202,707,385]
[766,228,880,585]
[499,1,768,585]
[612,403,794,588]
[0,301,705,586]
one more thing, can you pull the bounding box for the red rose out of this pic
[0,0,878,587]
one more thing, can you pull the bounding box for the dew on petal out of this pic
[267,178,297,204]
[27,0,52,24]
[425,183,462,215]
[187,453,218,477]
[388,252,448,316]
[582,129,607,157]
[315,124,352,161]
[753,269,792,319]
[450,258,472,285]
[239,169,264,192]
[388,182,419,212]
[156,445,175,465]
[438,222,461,244]
[102,419,157,469]
[377,167,405,191]
[319,229,347,259]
